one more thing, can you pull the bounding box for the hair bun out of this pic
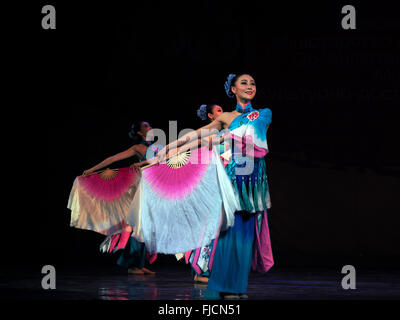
[128,122,142,144]
[224,74,236,98]
[197,104,208,121]
[128,124,136,139]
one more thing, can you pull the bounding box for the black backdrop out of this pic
[11,1,400,271]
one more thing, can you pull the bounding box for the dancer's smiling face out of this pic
[231,74,256,101]
[208,105,223,121]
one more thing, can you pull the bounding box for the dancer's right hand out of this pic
[157,146,168,163]
[82,169,94,176]
[130,163,141,173]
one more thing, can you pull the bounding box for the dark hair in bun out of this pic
[128,120,145,144]
[197,104,218,122]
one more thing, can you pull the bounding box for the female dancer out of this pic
[82,120,157,275]
[157,73,274,298]
[185,104,225,284]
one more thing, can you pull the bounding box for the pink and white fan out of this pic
[127,146,239,255]
[68,167,140,236]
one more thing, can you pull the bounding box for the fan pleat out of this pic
[143,147,212,199]
[79,167,138,201]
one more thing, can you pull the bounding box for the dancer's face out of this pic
[208,105,223,121]
[139,121,153,140]
[231,74,256,101]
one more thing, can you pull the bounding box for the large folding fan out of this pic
[68,145,239,256]
[68,167,141,236]
[127,146,239,255]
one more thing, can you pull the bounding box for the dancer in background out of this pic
[157,73,274,298]
[82,120,157,275]
[184,104,226,284]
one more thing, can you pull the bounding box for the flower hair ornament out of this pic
[197,104,208,121]
[224,73,236,98]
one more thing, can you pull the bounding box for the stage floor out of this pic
[0,265,399,300]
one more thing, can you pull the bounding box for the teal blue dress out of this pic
[208,103,272,294]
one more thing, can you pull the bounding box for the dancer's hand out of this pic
[130,163,141,173]
[166,147,180,159]
[157,146,168,163]
[208,137,215,151]
[201,137,213,150]
[82,169,94,176]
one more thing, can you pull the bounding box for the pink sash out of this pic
[252,210,274,273]
[229,133,268,158]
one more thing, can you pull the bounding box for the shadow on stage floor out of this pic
[0,263,399,300]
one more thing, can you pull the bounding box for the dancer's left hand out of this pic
[130,163,141,173]
[82,169,94,176]
[157,146,168,163]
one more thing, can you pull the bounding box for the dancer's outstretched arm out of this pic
[171,134,222,155]
[82,145,144,176]
[157,114,226,161]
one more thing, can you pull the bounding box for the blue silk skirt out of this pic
[207,213,255,294]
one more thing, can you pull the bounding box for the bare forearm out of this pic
[175,138,202,153]
[166,128,219,151]
[136,160,148,167]
[166,136,222,157]
[204,134,225,146]
[156,120,222,162]
[166,132,198,150]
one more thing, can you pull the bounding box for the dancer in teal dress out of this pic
[157,73,274,298]
[207,74,274,298]
[186,103,226,284]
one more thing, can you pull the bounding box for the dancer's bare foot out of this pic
[219,292,240,299]
[141,267,155,275]
[193,283,208,289]
[194,275,209,283]
[128,267,144,275]
[124,225,133,233]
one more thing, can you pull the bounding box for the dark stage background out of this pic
[10,1,400,272]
